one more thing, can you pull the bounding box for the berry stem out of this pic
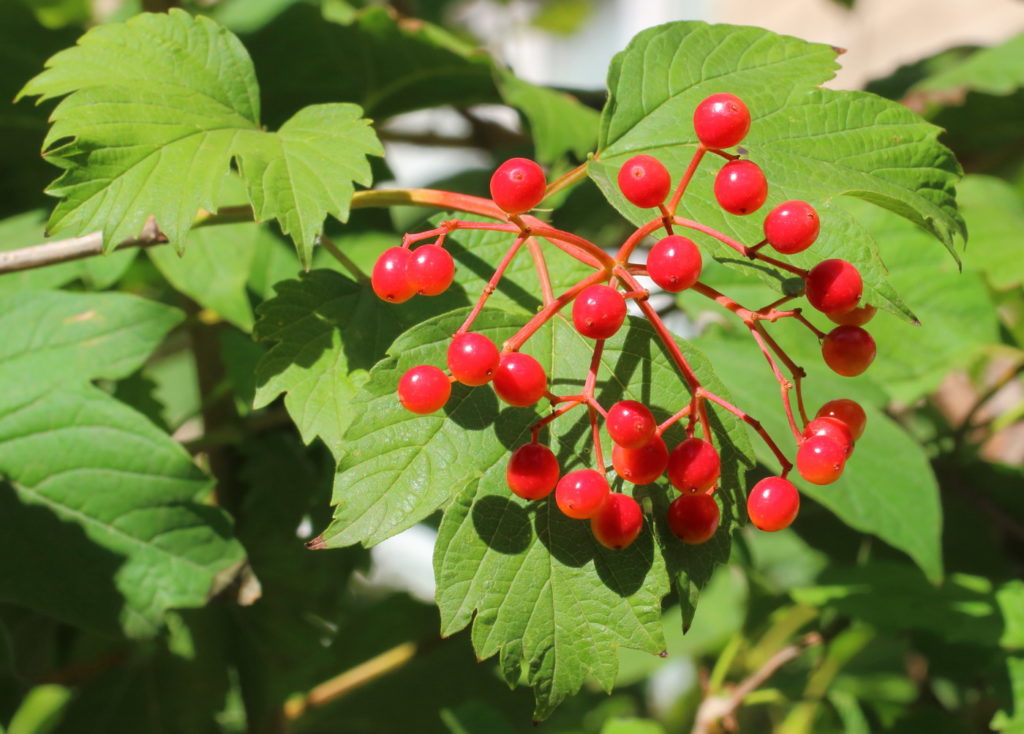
[793,310,827,339]
[590,404,605,471]
[544,162,590,199]
[699,388,793,476]
[320,235,369,284]
[657,403,694,434]
[456,234,528,335]
[504,270,610,352]
[668,146,707,213]
[526,237,555,306]
[752,322,811,426]
[747,322,803,440]
[352,188,505,219]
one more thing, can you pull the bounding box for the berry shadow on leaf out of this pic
[470,494,531,555]
[717,257,805,295]
[446,239,543,315]
[533,499,594,569]
[444,383,499,431]
[592,517,655,597]
[493,405,538,451]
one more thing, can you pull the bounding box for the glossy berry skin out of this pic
[714,160,767,215]
[556,469,610,520]
[667,437,720,493]
[817,399,866,440]
[493,352,547,407]
[406,244,455,296]
[612,435,669,485]
[371,247,416,303]
[397,365,451,414]
[590,493,644,550]
[763,200,819,254]
[747,477,800,532]
[827,304,877,327]
[693,93,750,150]
[822,325,876,377]
[618,155,671,208]
[647,235,702,292]
[490,158,546,214]
[506,443,560,501]
[667,492,720,545]
[803,417,854,457]
[447,332,500,386]
[572,284,627,340]
[606,400,657,449]
[796,435,847,485]
[805,259,862,315]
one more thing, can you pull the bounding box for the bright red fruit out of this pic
[827,304,877,327]
[490,158,546,214]
[803,417,854,457]
[618,155,671,208]
[805,259,862,315]
[447,332,500,386]
[763,200,819,254]
[406,244,455,296]
[816,399,866,440]
[747,477,800,531]
[572,284,627,340]
[493,352,547,407]
[714,159,767,215]
[506,443,560,500]
[612,435,669,485]
[693,93,751,149]
[556,469,610,519]
[667,437,720,493]
[667,492,720,544]
[590,493,644,550]
[647,235,702,292]
[822,325,876,377]
[397,365,451,414]
[371,247,416,303]
[796,435,847,485]
[606,400,657,449]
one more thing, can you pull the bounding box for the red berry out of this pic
[406,244,455,296]
[693,93,751,150]
[803,417,854,457]
[667,437,720,493]
[606,400,657,449]
[506,443,560,500]
[747,477,800,531]
[397,365,450,414]
[822,325,876,377]
[590,493,643,550]
[490,158,546,214]
[827,304,877,327]
[667,492,720,545]
[805,259,862,315]
[647,235,702,292]
[763,200,819,254]
[572,284,627,340]
[714,160,767,215]
[447,332,500,387]
[612,435,669,485]
[371,247,416,303]
[493,352,547,407]
[618,155,671,208]
[796,435,847,485]
[555,469,610,520]
[816,399,866,440]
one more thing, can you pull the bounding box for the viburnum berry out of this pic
[816,399,867,440]
[647,235,702,292]
[803,417,854,457]
[493,352,547,407]
[397,365,451,414]
[612,435,669,485]
[805,259,862,315]
[827,304,877,327]
[667,437,720,493]
[447,332,500,386]
[822,325,876,377]
[618,155,671,208]
[667,492,720,545]
[693,93,751,150]
[406,244,455,296]
[506,443,560,501]
[590,493,644,550]
[796,435,847,485]
[555,469,610,520]
[490,158,546,214]
[572,284,627,340]
[747,476,800,532]
[371,247,416,303]
[606,400,657,449]
[714,159,767,215]
[763,200,819,254]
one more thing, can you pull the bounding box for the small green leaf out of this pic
[600,718,668,734]
[7,684,71,734]
[497,72,599,164]
[910,32,1024,99]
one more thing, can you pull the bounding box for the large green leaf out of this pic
[496,72,599,164]
[910,32,1024,99]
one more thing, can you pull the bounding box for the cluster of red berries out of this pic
[367,91,876,552]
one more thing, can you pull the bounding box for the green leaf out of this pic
[911,32,1024,99]
[992,655,1024,732]
[6,684,71,734]
[497,72,599,164]
[956,175,1024,290]
[600,718,668,734]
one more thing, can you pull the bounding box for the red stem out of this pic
[699,388,793,477]
[526,237,554,306]
[456,235,527,335]
[504,270,609,352]
[668,146,707,213]
[747,323,802,441]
